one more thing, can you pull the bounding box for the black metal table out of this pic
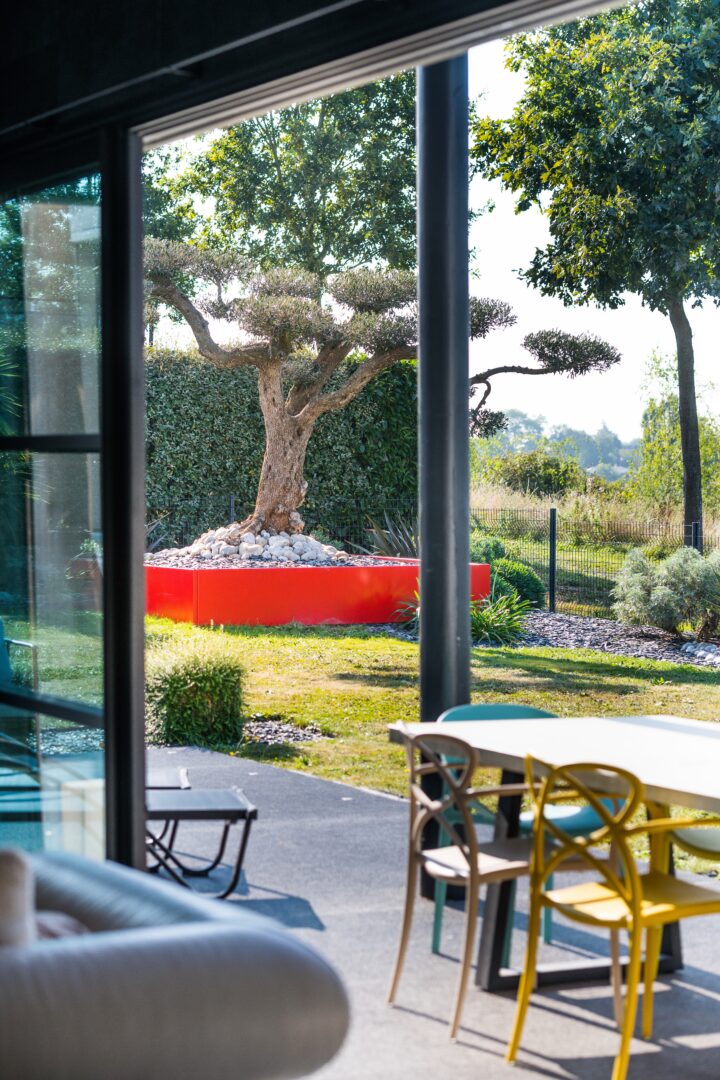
[146,788,257,900]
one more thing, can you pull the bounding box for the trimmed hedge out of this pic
[145,633,246,746]
[493,557,546,608]
[146,349,417,546]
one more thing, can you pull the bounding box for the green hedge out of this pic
[146,349,417,546]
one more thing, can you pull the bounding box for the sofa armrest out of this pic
[0,921,349,1080]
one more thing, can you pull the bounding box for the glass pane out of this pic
[0,177,101,437]
[0,708,104,858]
[0,452,103,706]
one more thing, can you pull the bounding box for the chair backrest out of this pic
[397,725,481,873]
[525,754,645,919]
[438,704,555,723]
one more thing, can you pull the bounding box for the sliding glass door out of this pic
[0,173,105,856]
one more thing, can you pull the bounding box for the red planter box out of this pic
[145,558,491,627]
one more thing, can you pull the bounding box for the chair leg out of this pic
[611,928,642,1080]
[642,926,662,1039]
[610,930,623,1028]
[449,875,479,1041]
[506,891,542,1063]
[501,879,516,969]
[388,852,419,1006]
[542,872,554,944]
[432,879,448,954]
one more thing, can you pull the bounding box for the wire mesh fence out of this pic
[148,496,718,620]
[471,508,719,617]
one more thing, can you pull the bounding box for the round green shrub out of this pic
[145,633,246,746]
[492,558,546,608]
[470,534,506,564]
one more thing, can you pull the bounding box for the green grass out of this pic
[146,618,720,803]
[4,615,103,706]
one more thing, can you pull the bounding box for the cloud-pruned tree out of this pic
[146,239,621,535]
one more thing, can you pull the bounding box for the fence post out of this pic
[548,507,557,613]
[229,494,236,524]
[692,520,702,552]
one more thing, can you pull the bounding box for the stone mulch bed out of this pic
[521,611,720,668]
[375,611,720,668]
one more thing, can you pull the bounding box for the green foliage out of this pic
[493,557,546,608]
[145,632,246,746]
[469,534,506,564]
[170,74,416,277]
[613,547,720,636]
[394,586,530,645]
[145,350,417,544]
[362,512,418,558]
[472,3,720,314]
[470,592,531,645]
[628,394,720,516]
[481,448,587,497]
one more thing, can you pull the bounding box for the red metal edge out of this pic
[145,558,490,627]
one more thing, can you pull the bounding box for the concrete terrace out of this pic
[148,746,720,1080]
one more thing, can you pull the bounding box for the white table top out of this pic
[389,715,720,813]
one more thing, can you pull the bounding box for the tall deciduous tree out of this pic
[172,74,417,278]
[472,0,720,535]
[145,240,620,534]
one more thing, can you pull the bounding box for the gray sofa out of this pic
[0,852,349,1080]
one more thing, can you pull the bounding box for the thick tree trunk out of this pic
[239,363,313,535]
[668,297,703,547]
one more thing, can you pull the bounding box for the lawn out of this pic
[147,619,720,799]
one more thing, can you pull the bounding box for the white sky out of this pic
[156,37,720,443]
[468,39,720,441]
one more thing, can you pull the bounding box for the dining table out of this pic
[389,713,720,992]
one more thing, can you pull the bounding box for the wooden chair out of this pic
[507,756,720,1080]
[387,726,532,1039]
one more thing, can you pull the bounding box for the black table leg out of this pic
[476,769,523,990]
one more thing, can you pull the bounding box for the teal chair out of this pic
[433,704,610,959]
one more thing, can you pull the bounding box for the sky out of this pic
[156,36,720,444]
[467,39,720,442]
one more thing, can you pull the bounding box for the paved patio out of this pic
[148,746,720,1079]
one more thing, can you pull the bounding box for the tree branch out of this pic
[469,363,551,386]
[285,344,353,415]
[147,280,266,369]
[300,347,416,422]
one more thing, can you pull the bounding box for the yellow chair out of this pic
[387,726,532,1039]
[506,756,720,1080]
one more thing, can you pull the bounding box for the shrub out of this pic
[394,585,530,644]
[145,633,246,746]
[363,512,418,557]
[481,448,587,497]
[470,592,531,645]
[613,546,720,636]
[469,534,506,563]
[493,557,546,608]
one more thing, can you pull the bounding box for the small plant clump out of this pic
[395,584,530,646]
[613,547,720,639]
[145,632,246,745]
[470,592,532,645]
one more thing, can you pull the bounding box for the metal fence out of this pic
[147,497,415,555]
[148,495,718,620]
[471,508,719,618]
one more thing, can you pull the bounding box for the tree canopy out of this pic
[471,0,720,530]
[167,73,416,278]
